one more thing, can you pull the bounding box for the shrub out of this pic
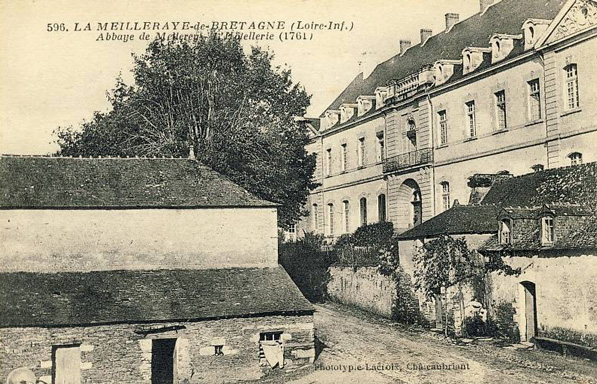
[491,301,520,343]
[279,232,337,303]
[541,327,597,349]
[391,266,429,327]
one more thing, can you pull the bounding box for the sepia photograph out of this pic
[1,0,596,383]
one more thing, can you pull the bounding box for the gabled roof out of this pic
[481,162,597,207]
[398,204,500,240]
[0,267,313,328]
[0,156,276,209]
[322,0,565,113]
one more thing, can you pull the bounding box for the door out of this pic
[152,339,177,384]
[53,345,81,384]
[521,282,537,341]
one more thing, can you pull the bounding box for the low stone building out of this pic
[398,162,597,344]
[0,155,315,383]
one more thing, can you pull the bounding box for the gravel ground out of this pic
[274,303,597,384]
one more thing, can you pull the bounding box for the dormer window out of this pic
[490,34,522,63]
[357,96,374,116]
[541,216,554,246]
[375,87,388,109]
[499,219,512,245]
[462,47,491,75]
[433,60,460,85]
[522,19,551,50]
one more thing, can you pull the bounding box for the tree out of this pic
[413,235,520,337]
[54,34,317,228]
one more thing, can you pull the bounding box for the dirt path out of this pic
[286,303,597,384]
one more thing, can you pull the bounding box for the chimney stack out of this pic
[480,0,494,13]
[400,39,412,55]
[420,29,432,44]
[445,13,459,31]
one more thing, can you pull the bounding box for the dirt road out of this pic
[285,303,597,384]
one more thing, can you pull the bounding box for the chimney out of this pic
[480,0,494,13]
[445,13,459,31]
[400,39,411,55]
[420,29,432,44]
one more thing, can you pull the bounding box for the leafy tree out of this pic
[54,34,317,228]
[413,235,520,336]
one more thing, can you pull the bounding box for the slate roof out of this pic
[398,204,500,240]
[481,162,597,207]
[0,156,276,209]
[322,0,565,114]
[399,162,597,241]
[0,267,314,328]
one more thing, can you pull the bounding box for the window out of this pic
[569,152,583,166]
[531,164,544,172]
[260,332,282,342]
[541,217,554,245]
[438,110,448,145]
[327,203,334,235]
[214,345,224,356]
[499,219,512,245]
[312,204,318,231]
[53,345,81,384]
[378,194,386,222]
[286,224,296,242]
[258,332,283,367]
[565,64,579,110]
[343,200,350,233]
[340,144,347,172]
[360,197,367,226]
[326,148,332,176]
[411,190,422,227]
[358,138,365,167]
[466,101,476,138]
[440,182,450,211]
[495,90,507,130]
[528,79,541,121]
[376,134,385,162]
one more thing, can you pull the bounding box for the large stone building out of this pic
[0,156,315,384]
[298,0,597,239]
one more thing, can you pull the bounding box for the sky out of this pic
[0,0,479,155]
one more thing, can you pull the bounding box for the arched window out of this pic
[411,191,422,226]
[378,194,386,222]
[360,198,368,226]
[327,203,334,236]
[440,181,450,211]
[569,152,583,166]
[343,200,350,233]
[499,219,512,244]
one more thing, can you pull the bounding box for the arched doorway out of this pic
[395,179,422,230]
[520,281,537,342]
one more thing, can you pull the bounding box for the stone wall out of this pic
[0,314,314,384]
[327,265,396,317]
[0,207,278,272]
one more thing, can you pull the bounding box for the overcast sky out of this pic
[0,0,479,154]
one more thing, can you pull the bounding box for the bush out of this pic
[391,266,429,326]
[541,327,597,349]
[279,232,337,303]
[491,301,520,343]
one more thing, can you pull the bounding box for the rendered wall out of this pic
[0,208,278,272]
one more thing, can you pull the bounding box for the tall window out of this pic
[565,64,579,110]
[376,134,385,162]
[343,200,350,233]
[495,90,507,130]
[411,190,422,227]
[499,219,512,245]
[528,79,541,121]
[438,110,448,145]
[541,216,554,245]
[569,152,583,166]
[466,101,476,138]
[341,144,347,172]
[377,194,386,222]
[358,138,365,167]
[360,197,367,226]
[440,182,450,211]
[327,203,334,235]
[312,204,318,231]
[326,148,332,176]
